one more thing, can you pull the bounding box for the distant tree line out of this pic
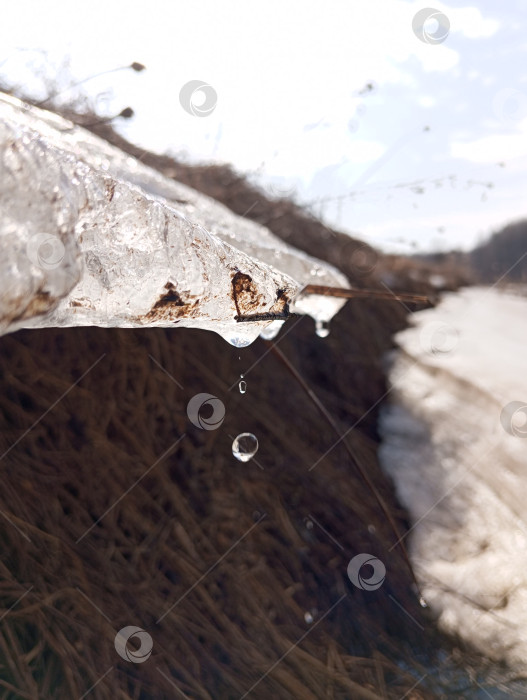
[414,219,527,284]
[469,219,527,283]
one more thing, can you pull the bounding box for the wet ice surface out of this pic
[380,286,527,678]
[0,93,348,345]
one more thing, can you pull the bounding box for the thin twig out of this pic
[302,285,429,304]
[266,342,423,599]
[235,285,429,322]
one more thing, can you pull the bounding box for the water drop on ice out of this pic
[226,334,254,348]
[232,433,259,462]
[315,320,330,338]
[419,596,428,608]
[260,320,285,340]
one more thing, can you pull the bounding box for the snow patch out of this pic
[380,286,527,668]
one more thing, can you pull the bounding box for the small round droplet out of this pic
[239,380,247,394]
[305,519,314,530]
[232,433,259,462]
[315,320,330,338]
[419,596,428,608]
[304,611,314,624]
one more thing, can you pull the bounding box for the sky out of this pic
[1,0,526,253]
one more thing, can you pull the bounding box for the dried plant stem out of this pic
[236,285,428,322]
[266,342,423,598]
[302,285,429,304]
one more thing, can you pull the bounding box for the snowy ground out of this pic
[379,286,527,671]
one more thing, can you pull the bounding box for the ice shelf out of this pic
[0,93,348,346]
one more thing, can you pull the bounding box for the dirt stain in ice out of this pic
[232,271,291,322]
[145,282,195,322]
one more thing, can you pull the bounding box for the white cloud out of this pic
[417,95,437,108]
[412,43,459,73]
[448,6,500,39]
[451,131,527,163]
[344,140,386,163]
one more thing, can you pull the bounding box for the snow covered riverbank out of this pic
[380,286,527,671]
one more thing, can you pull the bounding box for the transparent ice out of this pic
[0,93,349,345]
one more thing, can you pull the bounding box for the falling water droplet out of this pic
[232,433,259,462]
[238,373,247,394]
[419,596,428,608]
[304,611,314,624]
[315,320,330,338]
